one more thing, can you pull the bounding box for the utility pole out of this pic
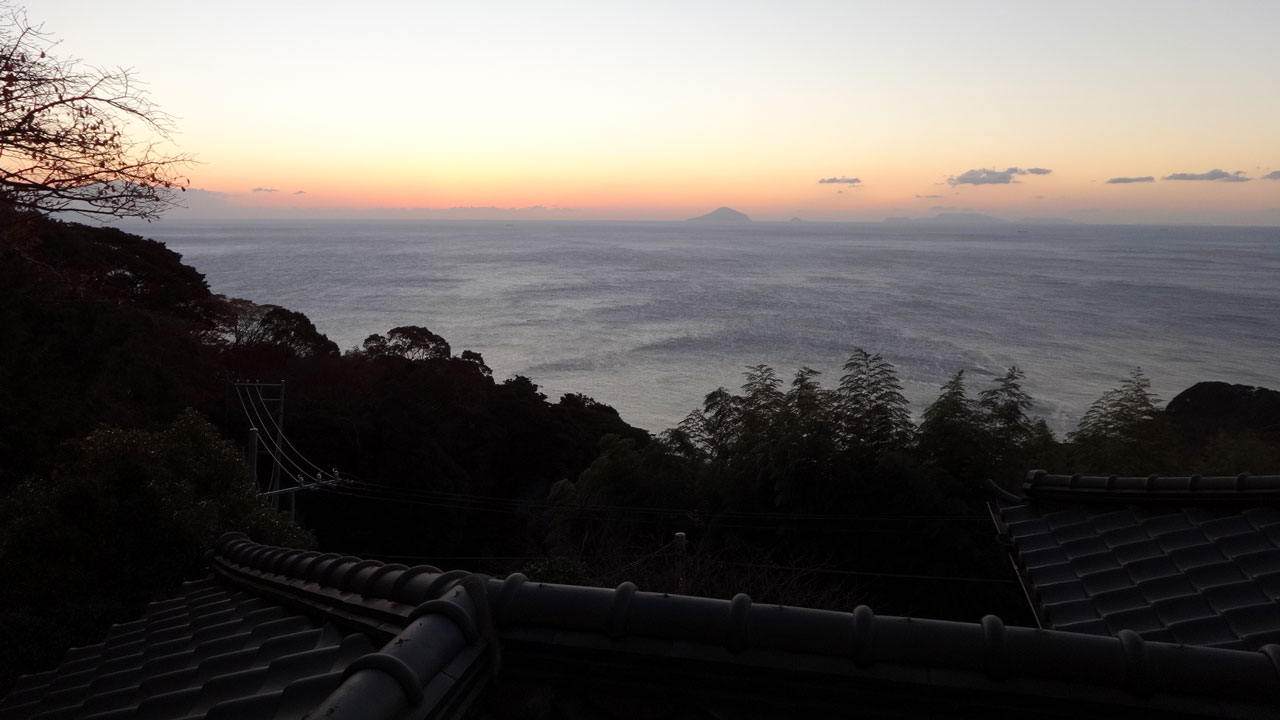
[234,379,287,506]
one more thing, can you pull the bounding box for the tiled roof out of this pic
[0,578,373,720]
[0,534,491,720]
[993,472,1280,651]
[7,531,1280,719]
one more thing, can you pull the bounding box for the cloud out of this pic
[818,176,861,185]
[1106,176,1155,184]
[1162,169,1251,182]
[947,167,1052,186]
[915,194,943,199]
[251,187,278,193]
[293,190,307,195]
[1263,171,1280,181]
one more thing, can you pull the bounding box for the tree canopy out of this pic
[1,6,189,218]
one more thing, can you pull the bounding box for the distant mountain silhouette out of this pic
[1017,217,1077,225]
[789,216,804,223]
[883,212,1007,225]
[688,207,751,223]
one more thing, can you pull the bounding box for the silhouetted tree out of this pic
[460,349,492,376]
[211,297,338,358]
[1068,368,1172,473]
[1071,368,1160,443]
[978,366,1034,445]
[837,348,914,460]
[361,325,451,361]
[918,370,986,485]
[0,7,189,218]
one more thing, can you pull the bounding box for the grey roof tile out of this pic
[1100,524,1149,549]
[1102,606,1165,635]
[1185,562,1247,590]
[1141,513,1196,536]
[1036,579,1088,605]
[1125,555,1180,584]
[1021,546,1069,568]
[1079,567,1134,595]
[1043,599,1099,626]
[1134,574,1198,605]
[1069,551,1121,576]
[1233,549,1280,579]
[1200,516,1258,541]
[1090,510,1139,533]
[1152,593,1215,626]
[1113,539,1164,565]
[1059,535,1109,558]
[1089,587,1148,616]
[1156,528,1208,553]
[1253,571,1280,599]
[12,529,1280,720]
[1169,544,1229,571]
[1217,531,1276,559]
[997,473,1280,654]
[1241,507,1280,528]
[1222,603,1280,637]
[1168,616,1237,646]
[1203,580,1270,613]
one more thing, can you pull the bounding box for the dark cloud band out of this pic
[1162,169,1250,182]
[947,166,1052,186]
[1106,176,1154,184]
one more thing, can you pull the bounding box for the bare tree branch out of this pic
[1,5,192,219]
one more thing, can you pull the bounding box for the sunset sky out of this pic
[32,1,1280,223]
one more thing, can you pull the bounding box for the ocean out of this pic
[121,219,1280,435]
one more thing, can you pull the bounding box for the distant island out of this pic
[688,207,751,223]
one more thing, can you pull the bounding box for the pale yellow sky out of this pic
[28,0,1280,223]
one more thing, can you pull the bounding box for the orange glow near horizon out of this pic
[33,1,1272,224]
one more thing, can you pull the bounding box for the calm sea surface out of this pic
[122,220,1280,434]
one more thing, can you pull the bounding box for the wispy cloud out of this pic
[1263,171,1280,181]
[293,190,307,195]
[818,176,861,185]
[1106,176,1155,184]
[915,194,943,199]
[947,167,1052,186]
[251,187,278,193]
[1163,169,1251,182]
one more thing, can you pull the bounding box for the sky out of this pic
[27,1,1280,223]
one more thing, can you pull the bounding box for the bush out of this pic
[0,409,311,693]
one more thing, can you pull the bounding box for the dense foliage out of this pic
[0,208,644,691]
[0,409,311,690]
[2,206,1278,691]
